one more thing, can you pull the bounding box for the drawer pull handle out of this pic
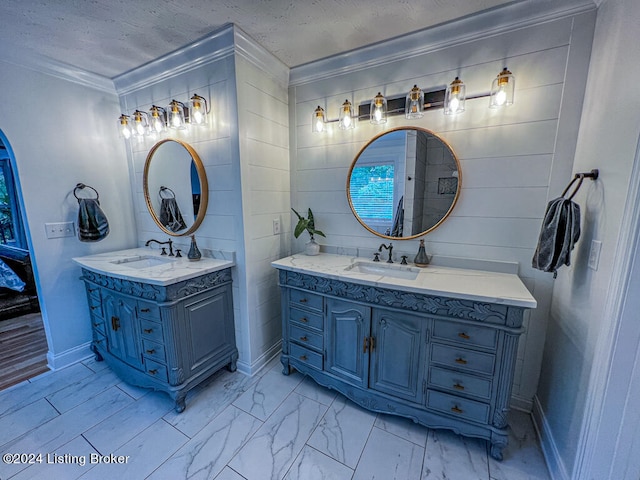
[299,355,308,361]
[453,383,465,390]
[451,405,464,414]
[143,328,153,334]
[299,298,308,303]
[458,332,470,340]
[146,349,156,354]
[140,308,151,313]
[455,357,467,365]
[300,336,308,342]
[300,317,308,323]
[148,369,158,375]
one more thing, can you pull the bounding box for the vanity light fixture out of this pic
[168,100,189,130]
[370,92,388,125]
[489,68,515,108]
[149,105,167,134]
[131,110,150,137]
[405,85,425,119]
[444,77,466,115]
[118,114,132,139]
[189,94,209,126]
[311,105,327,133]
[338,99,355,130]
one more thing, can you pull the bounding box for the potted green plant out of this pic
[292,207,325,255]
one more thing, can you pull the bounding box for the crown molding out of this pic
[289,0,597,86]
[113,24,237,95]
[0,49,115,94]
[233,26,290,88]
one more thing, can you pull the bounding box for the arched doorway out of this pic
[0,131,48,390]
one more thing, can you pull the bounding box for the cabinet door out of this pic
[103,292,143,369]
[326,298,370,388]
[370,309,424,403]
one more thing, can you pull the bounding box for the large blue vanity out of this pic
[273,253,536,460]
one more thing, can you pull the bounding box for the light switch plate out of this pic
[45,221,75,239]
[588,240,602,271]
[273,218,281,235]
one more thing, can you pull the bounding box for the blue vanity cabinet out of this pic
[80,267,238,413]
[277,268,528,460]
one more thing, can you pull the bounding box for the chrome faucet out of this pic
[378,242,393,263]
[145,238,174,256]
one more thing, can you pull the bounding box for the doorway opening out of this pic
[0,133,48,390]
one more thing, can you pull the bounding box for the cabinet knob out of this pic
[454,357,467,365]
[146,349,156,354]
[299,336,308,342]
[148,369,158,375]
[140,308,151,313]
[299,355,308,361]
[299,298,308,303]
[453,383,465,390]
[144,328,153,334]
[90,306,98,310]
[92,322,100,327]
[300,317,308,323]
[451,405,464,414]
[458,332,470,340]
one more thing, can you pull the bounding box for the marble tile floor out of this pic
[0,356,551,480]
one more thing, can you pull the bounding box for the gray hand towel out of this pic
[77,198,110,242]
[159,198,187,232]
[532,197,580,278]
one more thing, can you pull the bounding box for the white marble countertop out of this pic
[272,253,537,309]
[73,248,234,286]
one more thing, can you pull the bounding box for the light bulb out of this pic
[342,115,351,128]
[495,88,507,106]
[449,96,460,112]
[192,109,204,125]
[373,107,382,122]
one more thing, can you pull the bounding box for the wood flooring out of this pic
[0,312,49,390]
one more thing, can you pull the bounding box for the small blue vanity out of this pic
[74,248,238,413]
[272,253,536,460]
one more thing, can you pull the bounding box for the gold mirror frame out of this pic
[346,126,461,240]
[143,138,209,237]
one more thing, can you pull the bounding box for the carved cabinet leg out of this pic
[281,354,291,375]
[90,343,103,362]
[174,393,187,413]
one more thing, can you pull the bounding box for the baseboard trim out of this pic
[236,340,282,377]
[46,342,93,371]
[532,394,570,480]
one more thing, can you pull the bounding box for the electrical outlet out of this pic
[588,240,602,271]
[45,221,75,239]
[272,218,281,235]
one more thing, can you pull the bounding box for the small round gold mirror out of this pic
[143,139,208,236]
[347,127,461,240]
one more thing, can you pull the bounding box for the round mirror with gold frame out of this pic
[143,139,208,236]
[347,127,461,240]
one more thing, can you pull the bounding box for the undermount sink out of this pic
[344,261,420,280]
[110,255,176,269]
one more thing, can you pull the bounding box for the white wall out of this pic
[535,0,640,478]
[0,61,136,368]
[116,25,289,374]
[289,4,596,407]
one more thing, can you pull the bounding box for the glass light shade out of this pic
[338,99,355,130]
[489,68,515,108]
[118,114,132,139]
[131,110,149,137]
[370,92,387,125]
[444,77,466,115]
[311,105,326,133]
[168,100,188,129]
[189,94,208,126]
[149,105,167,134]
[405,85,424,119]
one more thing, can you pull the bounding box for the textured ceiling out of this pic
[0,0,518,79]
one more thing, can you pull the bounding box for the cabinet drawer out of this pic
[290,343,323,370]
[140,319,164,343]
[289,289,323,312]
[426,390,490,424]
[289,324,323,351]
[137,301,161,320]
[432,320,498,350]
[87,294,103,318]
[144,358,168,382]
[428,366,492,400]
[289,308,323,331]
[142,339,166,363]
[430,343,495,376]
